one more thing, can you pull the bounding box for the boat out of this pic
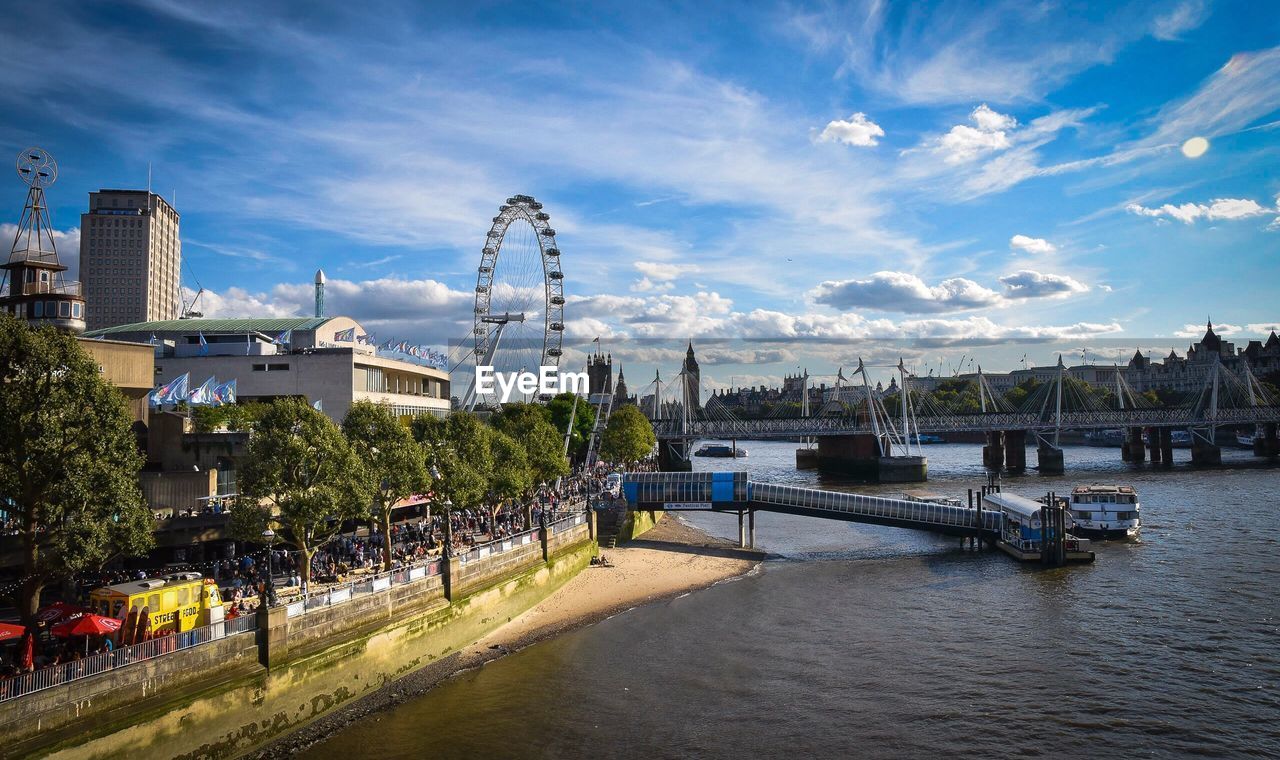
[1237,433,1259,450]
[694,444,747,458]
[901,489,964,508]
[909,433,944,445]
[1068,485,1140,539]
[1084,429,1125,447]
[1170,430,1192,448]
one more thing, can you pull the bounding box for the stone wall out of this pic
[5,524,594,760]
[618,509,664,542]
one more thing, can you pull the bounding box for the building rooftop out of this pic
[85,317,330,337]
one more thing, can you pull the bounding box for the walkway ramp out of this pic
[623,472,1000,538]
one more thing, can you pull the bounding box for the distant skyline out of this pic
[2,0,1278,391]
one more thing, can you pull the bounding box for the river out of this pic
[303,442,1280,758]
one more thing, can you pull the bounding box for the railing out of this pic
[286,505,589,617]
[18,280,82,297]
[749,482,1002,533]
[0,616,256,704]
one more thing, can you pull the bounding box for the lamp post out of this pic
[261,527,277,605]
[442,497,454,558]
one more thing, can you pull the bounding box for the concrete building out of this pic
[80,189,182,331]
[83,315,451,422]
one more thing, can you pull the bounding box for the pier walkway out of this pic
[622,472,1001,545]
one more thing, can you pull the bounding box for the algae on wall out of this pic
[617,510,664,542]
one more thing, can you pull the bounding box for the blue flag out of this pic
[198,332,209,356]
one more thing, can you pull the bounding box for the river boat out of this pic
[1170,430,1192,448]
[909,433,945,445]
[1068,485,1140,539]
[901,489,964,508]
[1237,433,1259,449]
[694,444,747,458]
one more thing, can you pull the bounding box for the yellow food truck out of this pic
[90,572,225,635]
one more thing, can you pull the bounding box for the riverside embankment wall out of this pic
[618,509,664,542]
[4,518,595,760]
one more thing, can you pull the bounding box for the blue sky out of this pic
[2,0,1278,391]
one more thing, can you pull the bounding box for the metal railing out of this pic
[0,616,256,704]
[286,505,589,617]
[749,482,1003,533]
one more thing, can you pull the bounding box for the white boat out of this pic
[1237,433,1258,450]
[1068,485,1140,539]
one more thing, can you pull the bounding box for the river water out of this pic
[304,442,1280,758]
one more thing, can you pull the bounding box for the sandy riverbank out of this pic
[252,514,764,758]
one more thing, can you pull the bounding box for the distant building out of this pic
[83,315,450,422]
[587,350,613,396]
[613,365,635,407]
[682,341,702,411]
[80,190,181,332]
[1123,321,1280,393]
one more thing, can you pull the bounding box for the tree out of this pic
[0,315,153,627]
[547,392,595,460]
[600,405,657,466]
[486,428,532,530]
[342,401,430,571]
[412,413,486,514]
[230,398,371,587]
[489,402,570,485]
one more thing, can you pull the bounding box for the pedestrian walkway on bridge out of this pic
[622,471,1002,548]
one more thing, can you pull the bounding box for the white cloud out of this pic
[998,270,1088,299]
[809,269,1088,314]
[1009,234,1056,254]
[1245,323,1280,333]
[1152,1,1210,41]
[810,271,1002,313]
[932,105,1016,164]
[633,260,698,281]
[817,112,885,147]
[1126,195,1278,225]
[1174,322,1242,338]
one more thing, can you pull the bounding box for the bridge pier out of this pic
[1191,440,1221,466]
[1255,423,1280,457]
[657,438,693,472]
[1121,427,1146,463]
[795,447,819,470]
[982,431,1005,470]
[1156,427,1174,466]
[749,509,756,549]
[1003,430,1027,472]
[1037,444,1064,475]
[815,434,881,480]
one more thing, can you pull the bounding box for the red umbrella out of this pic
[0,622,25,642]
[36,601,90,623]
[50,614,123,638]
[19,632,34,670]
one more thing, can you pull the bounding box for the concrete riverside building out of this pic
[83,315,450,421]
[80,189,182,331]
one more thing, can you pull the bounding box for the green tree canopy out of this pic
[342,400,430,571]
[230,398,371,586]
[547,392,595,460]
[412,412,486,512]
[0,315,153,626]
[489,402,570,485]
[600,404,657,466]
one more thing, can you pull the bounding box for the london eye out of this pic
[464,194,565,407]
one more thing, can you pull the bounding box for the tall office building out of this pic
[80,189,181,331]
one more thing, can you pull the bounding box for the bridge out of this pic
[632,354,1280,479]
[617,471,1093,563]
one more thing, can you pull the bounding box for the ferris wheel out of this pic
[464,194,565,408]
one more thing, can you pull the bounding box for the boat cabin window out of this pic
[177,587,189,606]
[148,593,160,610]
